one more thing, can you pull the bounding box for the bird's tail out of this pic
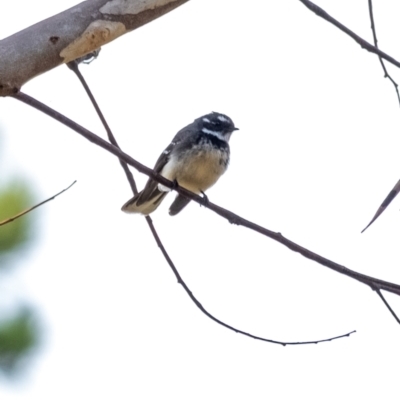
[122,188,167,216]
[169,194,191,216]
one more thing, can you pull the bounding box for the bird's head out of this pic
[198,112,238,142]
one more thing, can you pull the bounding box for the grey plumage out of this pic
[122,112,238,216]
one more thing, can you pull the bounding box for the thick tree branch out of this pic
[0,0,189,96]
[11,91,400,302]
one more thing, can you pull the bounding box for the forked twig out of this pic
[367,0,400,106]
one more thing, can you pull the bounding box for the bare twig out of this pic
[300,0,400,235]
[66,65,353,345]
[374,287,400,325]
[0,181,76,226]
[362,0,400,324]
[298,0,400,69]
[11,91,400,299]
[298,0,400,326]
[360,0,400,232]
[361,179,400,233]
[145,215,355,345]
[67,59,138,195]
[358,158,400,317]
[368,0,400,106]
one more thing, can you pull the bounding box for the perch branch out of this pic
[12,91,400,299]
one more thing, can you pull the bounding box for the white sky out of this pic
[1,0,400,399]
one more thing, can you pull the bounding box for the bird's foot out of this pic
[171,179,179,190]
[200,191,209,208]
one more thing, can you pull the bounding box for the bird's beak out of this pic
[233,127,239,131]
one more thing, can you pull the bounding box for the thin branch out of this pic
[11,91,400,299]
[367,0,400,106]
[298,0,400,69]
[145,215,355,345]
[301,0,400,235]
[67,59,138,195]
[66,64,353,345]
[361,179,400,233]
[374,287,400,325]
[0,181,76,226]
[360,1,400,235]
[289,1,400,327]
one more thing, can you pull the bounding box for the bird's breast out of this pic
[161,141,229,194]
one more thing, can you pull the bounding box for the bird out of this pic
[121,112,238,216]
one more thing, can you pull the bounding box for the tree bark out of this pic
[0,0,189,96]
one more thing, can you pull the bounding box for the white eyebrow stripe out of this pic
[217,115,229,123]
[202,127,226,141]
[203,118,211,123]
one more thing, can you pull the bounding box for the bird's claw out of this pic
[200,191,209,207]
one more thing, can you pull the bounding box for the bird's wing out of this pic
[135,125,195,206]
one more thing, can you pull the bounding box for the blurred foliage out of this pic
[0,308,37,374]
[0,182,33,258]
[0,179,38,376]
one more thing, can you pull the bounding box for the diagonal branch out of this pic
[361,179,400,233]
[67,58,138,195]
[0,181,76,227]
[11,91,400,299]
[298,0,400,69]
[375,288,400,324]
